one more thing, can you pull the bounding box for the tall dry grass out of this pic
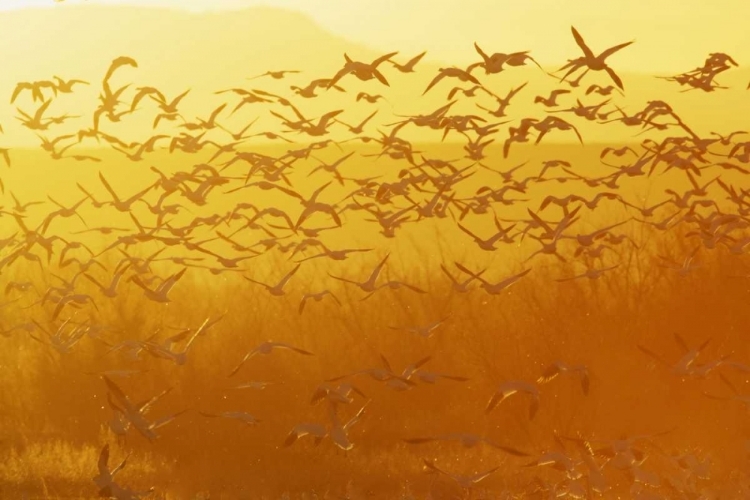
[1,215,749,498]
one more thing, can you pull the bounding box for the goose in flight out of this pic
[284,401,369,451]
[486,380,540,420]
[282,422,328,448]
[11,80,57,104]
[92,443,127,493]
[423,67,480,95]
[306,151,356,184]
[84,263,131,298]
[4,280,37,297]
[138,316,216,366]
[310,382,367,407]
[557,26,634,90]
[454,263,531,295]
[97,174,158,214]
[534,89,571,107]
[522,451,582,476]
[456,220,518,251]
[327,52,399,88]
[229,341,314,377]
[537,361,590,395]
[327,401,370,451]
[586,83,624,96]
[389,51,427,73]
[388,315,451,338]
[383,355,433,391]
[356,92,387,103]
[559,220,629,247]
[30,318,90,355]
[106,386,172,442]
[244,264,300,296]
[248,70,300,80]
[327,354,418,387]
[422,459,500,490]
[638,332,724,377]
[102,375,185,442]
[130,268,187,303]
[439,263,485,293]
[468,44,543,75]
[335,110,379,137]
[328,254,390,293]
[50,292,98,321]
[703,373,750,408]
[533,115,584,145]
[93,444,155,499]
[298,290,341,315]
[656,246,701,277]
[476,82,528,118]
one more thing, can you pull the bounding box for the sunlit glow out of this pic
[5,0,750,72]
[0,3,748,498]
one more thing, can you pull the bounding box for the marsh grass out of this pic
[1,214,749,498]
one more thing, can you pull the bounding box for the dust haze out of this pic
[1,2,750,500]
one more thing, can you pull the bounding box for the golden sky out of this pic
[12,0,750,73]
[0,0,747,147]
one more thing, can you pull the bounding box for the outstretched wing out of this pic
[570,27,595,60]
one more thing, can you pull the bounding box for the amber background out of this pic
[0,2,749,499]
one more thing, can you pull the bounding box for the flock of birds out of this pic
[2,24,750,500]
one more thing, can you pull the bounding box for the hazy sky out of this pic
[0,0,745,148]
[9,0,750,72]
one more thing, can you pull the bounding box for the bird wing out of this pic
[274,342,313,356]
[422,73,446,96]
[473,42,490,63]
[439,264,459,284]
[160,267,187,293]
[637,345,671,367]
[538,363,562,383]
[456,222,483,241]
[570,27,595,60]
[136,387,172,414]
[165,89,191,110]
[151,410,187,429]
[470,466,500,483]
[10,83,30,104]
[604,66,626,91]
[371,51,399,67]
[486,440,531,456]
[404,51,427,69]
[298,296,309,315]
[228,348,258,377]
[98,172,120,202]
[598,40,635,61]
[372,68,390,86]
[485,391,506,413]
[673,332,691,353]
[326,67,352,89]
[102,375,134,412]
[97,444,110,474]
[276,263,301,289]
